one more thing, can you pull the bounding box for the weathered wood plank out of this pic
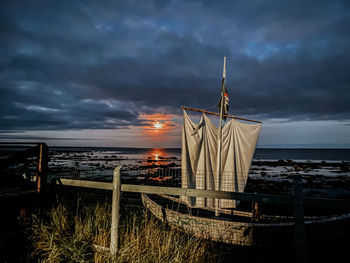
[55,179,350,208]
[57,178,113,190]
[121,184,292,205]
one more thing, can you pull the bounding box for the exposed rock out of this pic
[340,161,350,172]
[277,159,286,165]
[294,164,302,171]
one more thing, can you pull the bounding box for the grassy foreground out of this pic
[29,201,218,263]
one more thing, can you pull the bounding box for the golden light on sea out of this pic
[154,153,159,161]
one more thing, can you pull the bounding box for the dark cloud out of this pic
[0,0,349,133]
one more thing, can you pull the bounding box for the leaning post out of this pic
[36,143,48,193]
[110,166,122,257]
[293,173,307,263]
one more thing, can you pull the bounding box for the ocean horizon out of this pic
[48,147,350,162]
[2,145,350,162]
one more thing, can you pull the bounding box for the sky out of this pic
[0,0,350,148]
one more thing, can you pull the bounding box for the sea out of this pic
[2,146,350,198]
[46,147,350,198]
[50,147,350,162]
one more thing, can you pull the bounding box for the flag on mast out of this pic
[217,57,229,120]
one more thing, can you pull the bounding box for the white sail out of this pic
[181,109,262,208]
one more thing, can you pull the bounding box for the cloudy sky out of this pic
[1,0,350,148]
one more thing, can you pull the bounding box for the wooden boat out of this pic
[142,193,350,246]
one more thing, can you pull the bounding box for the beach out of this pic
[3,147,349,201]
[3,147,349,198]
[48,148,350,196]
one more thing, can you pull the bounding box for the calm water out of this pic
[50,147,350,162]
[254,148,350,161]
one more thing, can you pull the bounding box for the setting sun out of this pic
[153,121,163,129]
[139,113,179,136]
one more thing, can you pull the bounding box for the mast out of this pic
[216,56,226,216]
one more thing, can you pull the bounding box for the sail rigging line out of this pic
[181,106,262,124]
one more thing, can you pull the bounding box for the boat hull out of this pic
[142,194,350,246]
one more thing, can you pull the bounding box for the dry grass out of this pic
[29,200,218,263]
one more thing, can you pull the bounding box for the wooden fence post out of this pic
[293,174,307,263]
[36,143,48,193]
[110,166,122,257]
[252,201,260,222]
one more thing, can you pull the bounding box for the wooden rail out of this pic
[58,179,291,204]
[59,179,113,190]
[57,178,350,209]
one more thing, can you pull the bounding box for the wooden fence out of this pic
[0,142,48,193]
[56,166,350,261]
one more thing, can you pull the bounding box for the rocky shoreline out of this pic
[2,149,350,201]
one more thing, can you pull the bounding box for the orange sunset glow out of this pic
[139,113,177,135]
